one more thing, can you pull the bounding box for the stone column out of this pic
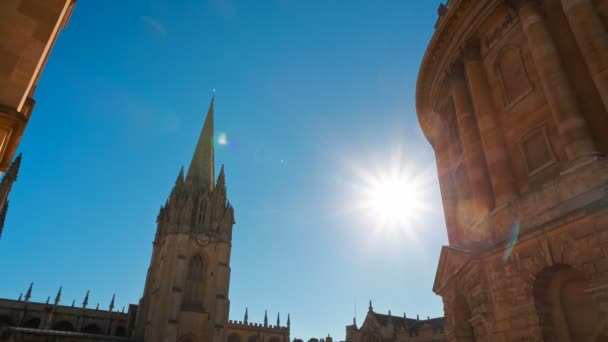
[447,62,493,217]
[434,125,460,245]
[561,0,608,111]
[464,42,518,207]
[510,0,598,162]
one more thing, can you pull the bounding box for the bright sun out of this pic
[345,151,434,232]
[367,176,420,225]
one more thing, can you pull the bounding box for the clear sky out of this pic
[0,1,446,340]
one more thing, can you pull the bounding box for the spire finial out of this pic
[72,299,75,307]
[287,313,290,328]
[24,282,33,303]
[244,307,248,324]
[176,166,184,184]
[368,300,373,312]
[82,290,89,309]
[45,296,50,305]
[54,286,62,306]
[404,312,407,319]
[186,97,215,188]
[96,303,99,310]
[416,314,419,321]
[17,293,22,301]
[277,312,280,327]
[264,310,268,328]
[109,294,115,312]
[121,306,125,313]
[388,310,391,316]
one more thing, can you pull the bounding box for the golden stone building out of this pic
[416,0,608,341]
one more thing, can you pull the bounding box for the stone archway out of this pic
[534,264,607,341]
[227,333,242,342]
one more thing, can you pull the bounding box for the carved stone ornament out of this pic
[191,231,219,246]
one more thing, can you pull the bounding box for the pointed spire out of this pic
[17,293,22,301]
[109,294,115,312]
[72,299,75,307]
[186,97,215,188]
[45,296,50,305]
[121,306,125,313]
[276,312,280,327]
[216,164,225,189]
[96,303,99,310]
[82,290,89,309]
[404,312,407,319]
[24,282,33,303]
[54,287,62,306]
[353,317,356,326]
[368,300,373,312]
[416,314,419,321]
[264,310,268,328]
[388,310,391,316]
[287,313,291,328]
[244,307,248,324]
[176,166,184,185]
[0,154,22,240]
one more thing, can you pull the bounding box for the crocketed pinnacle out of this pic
[186,98,215,189]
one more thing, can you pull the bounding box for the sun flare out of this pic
[344,150,435,233]
[367,176,421,226]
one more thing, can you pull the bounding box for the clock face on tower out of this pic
[195,233,210,246]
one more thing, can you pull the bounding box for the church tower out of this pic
[135,98,235,342]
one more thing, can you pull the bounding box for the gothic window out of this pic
[21,317,40,328]
[197,200,207,224]
[228,333,242,342]
[182,255,206,312]
[495,45,533,109]
[53,321,75,331]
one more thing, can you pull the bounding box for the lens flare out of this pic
[502,220,520,262]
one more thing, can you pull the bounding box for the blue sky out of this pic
[0,1,446,340]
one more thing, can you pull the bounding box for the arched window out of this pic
[495,45,533,108]
[534,265,606,341]
[21,317,40,328]
[182,255,206,312]
[228,333,242,342]
[53,320,75,331]
[82,323,103,334]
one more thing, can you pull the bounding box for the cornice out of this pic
[416,0,504,142]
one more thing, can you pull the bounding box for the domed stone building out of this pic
[416,0,608,341]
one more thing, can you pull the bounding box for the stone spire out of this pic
[264,310,268,328]
[54,287,62,306]
[24,282,33,303]
[368,300,373,312]
[287,313,290,328]
[0,153,21,240]
[186,98,215,189]
[109,294,115,312]
[82,290,89,309]
[176,166,185,185]
[244,307,248,324]
[276,312,280,327]
[17,293,22,301]
[71,299,75,307]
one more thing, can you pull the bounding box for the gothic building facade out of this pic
[345,302,445,342]
[417,0,608,341]
[0,100,290,342]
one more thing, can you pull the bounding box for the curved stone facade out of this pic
[417,0,608,341]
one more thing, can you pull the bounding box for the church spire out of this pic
[186,97,215,189]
